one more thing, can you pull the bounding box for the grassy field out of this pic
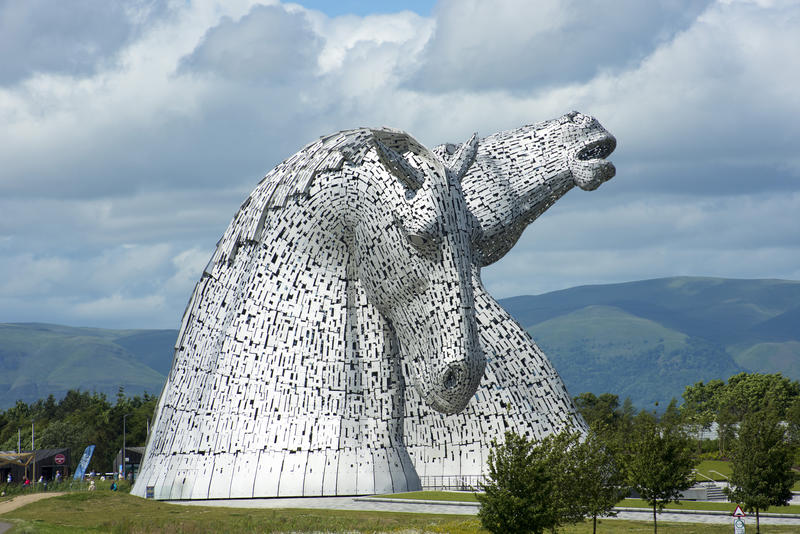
[375,491,480,502]
[694,460,732,482]
[694,459,800,491]
[4,491,800,533]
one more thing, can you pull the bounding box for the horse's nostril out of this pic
[443,368,460,390]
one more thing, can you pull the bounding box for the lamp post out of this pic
[31,420,35,484]
[122,414,131,480]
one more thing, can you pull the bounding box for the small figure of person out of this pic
[23,477,30,488]
[6,473,11,484]
[88,480,96,491]
[110,481,117,491]
[38,475,44,484]
[55,471,62,483]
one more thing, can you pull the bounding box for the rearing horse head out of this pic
[450,111,617,266]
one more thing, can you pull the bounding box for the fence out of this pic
[419,474,485,491]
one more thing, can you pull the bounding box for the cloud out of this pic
[0,0,172,85]
[0,0,799,328]
[179,4,323,83]
[406,0,713,93]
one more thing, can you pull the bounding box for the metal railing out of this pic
[420,474,485,491]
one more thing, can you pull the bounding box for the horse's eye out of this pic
[406,232,441,257]
[407,234,429,248]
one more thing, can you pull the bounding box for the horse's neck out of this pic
[463,136,573,266]
[155,207,405,456]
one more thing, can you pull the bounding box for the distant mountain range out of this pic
[1,277,798,410]
[504,277,800,408]
[0,323,174,409]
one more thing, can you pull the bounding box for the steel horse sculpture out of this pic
[133,111,616,499]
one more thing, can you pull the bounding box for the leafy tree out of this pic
[546,427,627,534]
[682,373,800,456]
[540,430,585,529]
[477,432,558,534]
[574,392,621,428]
[659,399,682,429]
[0,389,156,474]
[36,419,92,471]
[725,414,795,534]
[624,411,697,534]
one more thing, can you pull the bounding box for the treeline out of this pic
[478,372,800,534]
[0,388,156,473]
[575,371,800,457]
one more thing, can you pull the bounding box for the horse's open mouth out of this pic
[576,135,616,161]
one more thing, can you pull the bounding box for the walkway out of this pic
[169,496,800,526]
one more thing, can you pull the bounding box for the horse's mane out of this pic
[203,127,425,274]
[203,127,471,278]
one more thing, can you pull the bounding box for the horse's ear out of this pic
[439,133,478,181]
[373,138,425,191]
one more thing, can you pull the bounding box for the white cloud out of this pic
[0,0,798,327]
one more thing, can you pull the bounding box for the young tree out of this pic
[546,427,627,534]
[625,411,697,534]
[578,429,628,534]
[477,432,558,534]
[725,414,795,534]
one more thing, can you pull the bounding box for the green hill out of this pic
[0,323,175,409]
[499,276,800,408]
[1,276,797,410]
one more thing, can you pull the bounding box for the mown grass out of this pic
[3,490,800,533]
[694,460,732,482]
[373,491,480,503]
[2,491,472,534]
[694,459,800,491]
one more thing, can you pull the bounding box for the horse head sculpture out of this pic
[133,112,616,499]
[354,130,485,414]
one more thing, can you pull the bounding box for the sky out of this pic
[1,0,799,329]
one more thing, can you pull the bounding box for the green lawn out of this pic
[375,490,480,502]
[4,491,800,533]
[694,460,732,482]
[693,459,800,491]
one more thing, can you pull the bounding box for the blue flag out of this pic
[73,445,95,480]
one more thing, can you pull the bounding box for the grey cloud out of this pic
[406,0,713,93]
[0,0,170,85]
[179,4,323,84]
[481,190,800,298]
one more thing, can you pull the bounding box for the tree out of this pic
[477,432,558,534]
[547,427,627,534]
[574,392,621,428]
[36,419,92,471]
[725,414,795,534]
[624,411,697,534]
[579,429,627,534]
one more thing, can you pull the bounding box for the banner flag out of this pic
[73,445,96,480]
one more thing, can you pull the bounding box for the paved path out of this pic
[169,496,800,526]
[0,492,66,515]
[169,496,478,516]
